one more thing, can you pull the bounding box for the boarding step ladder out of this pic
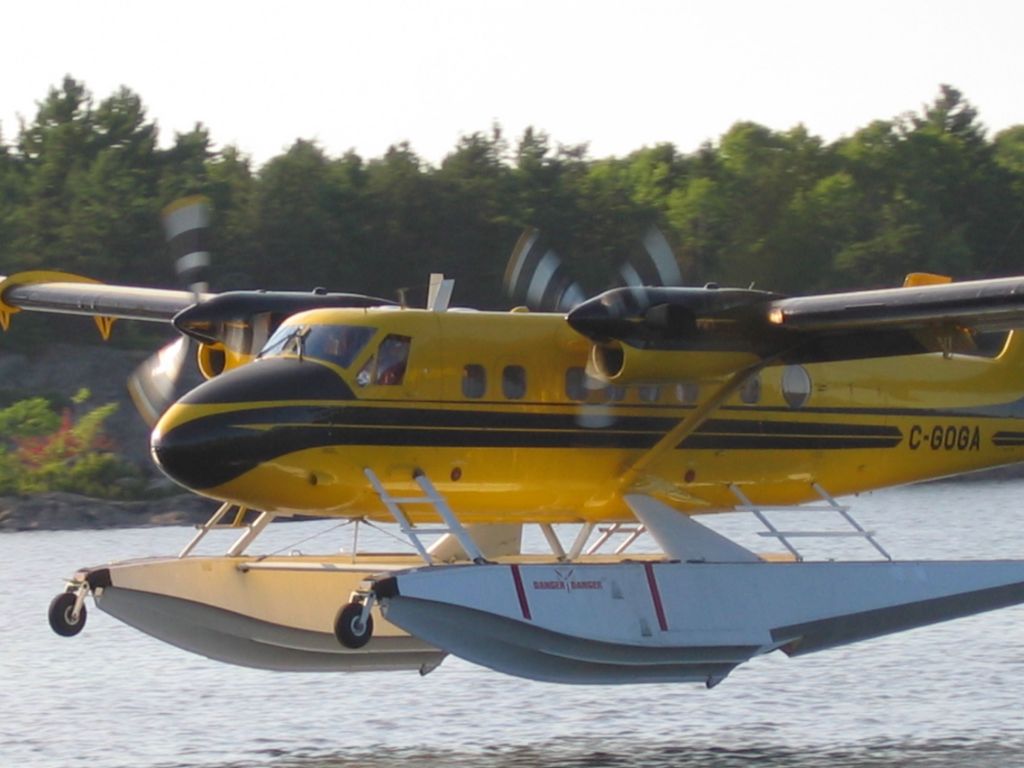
[364,468,485,564]
[729,483,892,562]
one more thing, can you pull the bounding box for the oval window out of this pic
[782,365,812,409]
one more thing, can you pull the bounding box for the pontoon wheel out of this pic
[48,592,87,637]
[335,602,373,648]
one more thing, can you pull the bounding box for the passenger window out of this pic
[675,381,699,405]
[356,334,411,387]
[502,365,527,399]
[638,385,660,403]
[740,374,762,405]
[781,365,811,409]
[606,385,626,402]
[565,367,587,401]
[462,364,486,398]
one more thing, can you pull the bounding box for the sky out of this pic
[2,0,1021,169]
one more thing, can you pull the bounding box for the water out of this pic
[4,482,1024,767]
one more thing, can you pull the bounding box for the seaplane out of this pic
[11,196,1024,685]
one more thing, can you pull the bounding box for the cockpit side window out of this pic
[357,334,412,387]
[376,335,411,384]
[260,324,305,358]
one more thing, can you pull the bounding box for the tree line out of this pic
[3,77,1024,312]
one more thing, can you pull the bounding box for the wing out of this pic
[767,275,1024,333]
[0,271,200,327]
[0,271,394,347]
[566,274,1024,381]
[0,270,399,424]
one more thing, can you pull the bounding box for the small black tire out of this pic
[334,602,373,649]
[49,592,87,637]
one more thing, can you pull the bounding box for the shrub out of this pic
[0,389,141,498]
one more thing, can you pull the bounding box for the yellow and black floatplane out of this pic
[12,199,1024,685]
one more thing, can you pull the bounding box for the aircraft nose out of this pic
[151,358,354,492]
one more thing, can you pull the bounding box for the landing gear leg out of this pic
[48,583,89,637]
[334,593,375,649]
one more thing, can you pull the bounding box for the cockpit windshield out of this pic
[259,324,376,369]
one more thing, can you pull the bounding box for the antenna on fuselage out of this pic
[427,273,454,311]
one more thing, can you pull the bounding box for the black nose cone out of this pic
[151,358,354,490]
[176,357,355,407]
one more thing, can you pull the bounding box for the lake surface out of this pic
[4,481,1024,768]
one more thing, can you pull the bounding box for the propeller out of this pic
[503,228,586,313]
[126,197,399,426]
[127,196,211,426]
[504,225,683,313]
[504,224,685,429]
[612,226,683,291]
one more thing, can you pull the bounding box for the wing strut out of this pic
[619,362,768,491]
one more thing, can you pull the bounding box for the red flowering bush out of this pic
[0,389,141,497]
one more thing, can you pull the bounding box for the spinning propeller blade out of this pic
[615,226,684,289]
[127,196,211,425]
[503,228,586,312]
[127,337,189,426]
[504,226,683,313]
[163,195,211,293]
[504,225,683,427]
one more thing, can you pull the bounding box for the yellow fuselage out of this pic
[151,307,1024,523]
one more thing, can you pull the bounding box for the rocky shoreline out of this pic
[0,492,219,531]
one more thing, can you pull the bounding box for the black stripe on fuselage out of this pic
[993,431,1024,446]
[679,418,903,450]
[153,402,905,489]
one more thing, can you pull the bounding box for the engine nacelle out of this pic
[196,342,252,380]
[589,341,759,384]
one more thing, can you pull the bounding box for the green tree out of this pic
[158,123,213,201]
[434,127,518,305]
[9,76,96,272]
[832,86,1016,285]
[64,86,162,283]
[363,142,439,300]
[254,139,371,291]
[207,145,260,289]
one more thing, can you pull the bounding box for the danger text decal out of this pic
[531,568,603,592]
